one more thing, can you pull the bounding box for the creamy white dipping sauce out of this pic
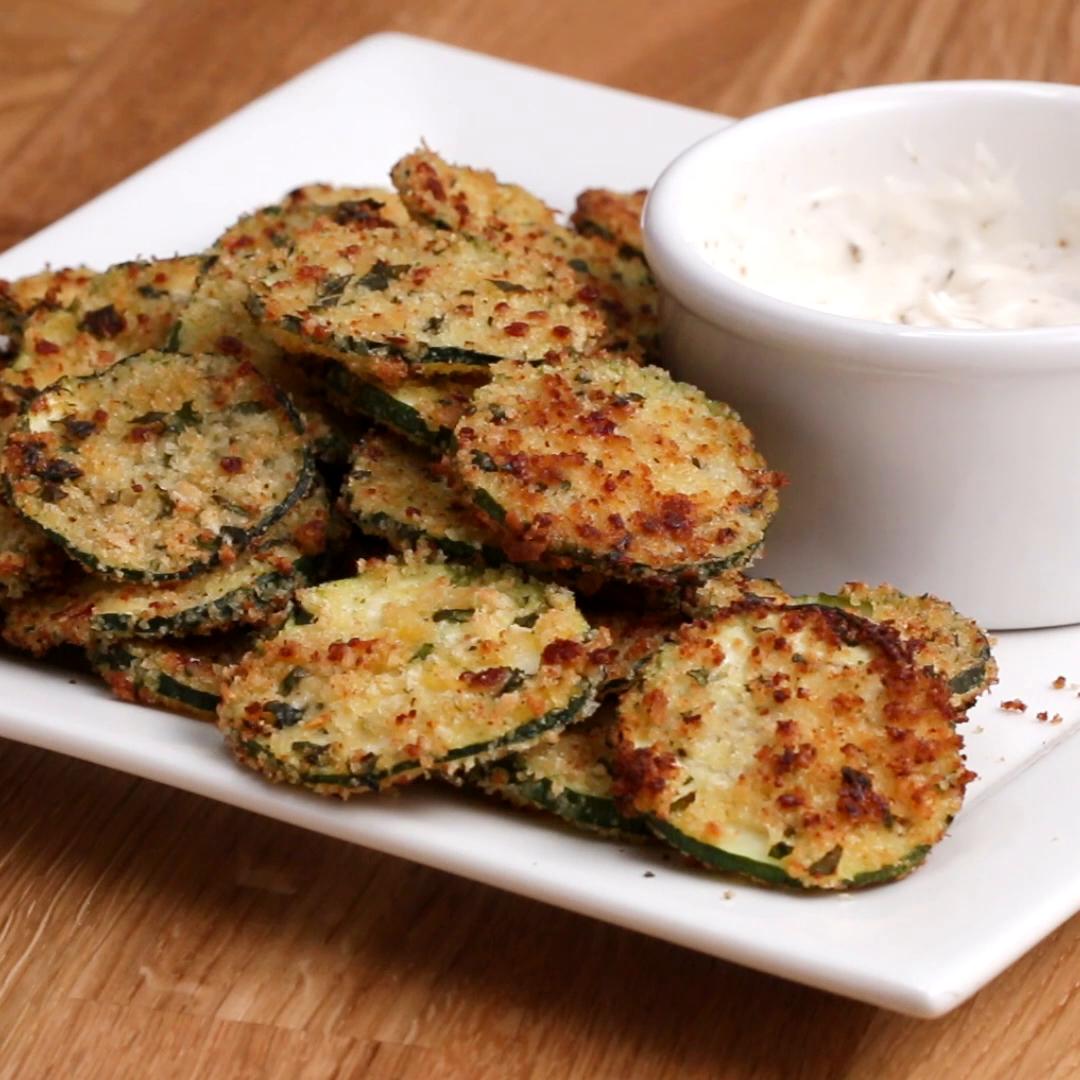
[705,146,1080,328]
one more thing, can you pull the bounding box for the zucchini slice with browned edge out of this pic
[2,484,329,654]
[390,150,658,362]
[807,583,997,710]
[691,576,997,711]
[571,188,648,259]
[341,432,501,564]
[453,355,781,586]
[391,148,557,236]
[91,633,253,721]
[473,707,649,838]
[219,552,606,796]
[2,349,311,582]
[614,599,972,889]
[248,219,601,375]
[319,361,474,452]
[3,256,206,394]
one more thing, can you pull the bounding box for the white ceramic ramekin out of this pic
[644,81,1080,629]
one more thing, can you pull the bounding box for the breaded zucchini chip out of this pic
[391,148,556,235]
[615,600,972,889]
[692,577,996,710]
[91,633,252,721]
[0,503,65,601]
[2,485,329,655]
[3,350,311,581]
[3,257,204,393]
[474,708,649,837]
[219,554,605,795]
[814,583,997,710]
[571,188,647,257]
[179,184,410,366]
[320,360,473,452]
[248,219,601,374]
[391,151,658,361]
[454,355,781,585]
[341,433,500,563]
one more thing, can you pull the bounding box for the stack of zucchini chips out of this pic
[0,151,996,890]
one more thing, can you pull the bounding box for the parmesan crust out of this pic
[3,257,205,393]
[219,553,605,795]
[476,707,648,837]
[454,355,781,584]
[571,188,648,256]
[391,148,556,235]
[249,218,602,373]
[91,634,252,721]
[1,484,329,655]
[341,432,499,562]
[0,503,65,601]
[615,601,971,888]
[3,350,310,581]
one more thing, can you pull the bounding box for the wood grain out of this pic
[2,2,1080,1077]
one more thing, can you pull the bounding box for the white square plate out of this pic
[2,33,1078,1018]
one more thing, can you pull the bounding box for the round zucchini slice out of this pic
[3,350,311,581]
[571,188,647,258]
[1,484,329,653]
[320,360,474,452]
[0,504,65,601]
[341,432,500,563]
[248,219,601,374]
[614,600,972,889]
[3,256,206,394]
[390,148,556,235]
[475,709,649,837]
[389,151,656,363]
[91,633,252,721]
[454,355,782,585]
[219,553,605,795]
[810,583,997,710]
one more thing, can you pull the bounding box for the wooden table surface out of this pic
[2,1,1080,1076]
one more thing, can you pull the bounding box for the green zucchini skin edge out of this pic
[155,673,221,715]
[649,819,933,889]
[805,593,990,706]
[471,480,763,583]
[648,818,801,888]
[6,460,315,585]
[91,642,221,718]
[343,508,504,567]
[89,555,321,638]
[257,299,503,372]
[4,350,315,584]
[322,364,456,450]
[485,770,651,838]
[234,684,597,792]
